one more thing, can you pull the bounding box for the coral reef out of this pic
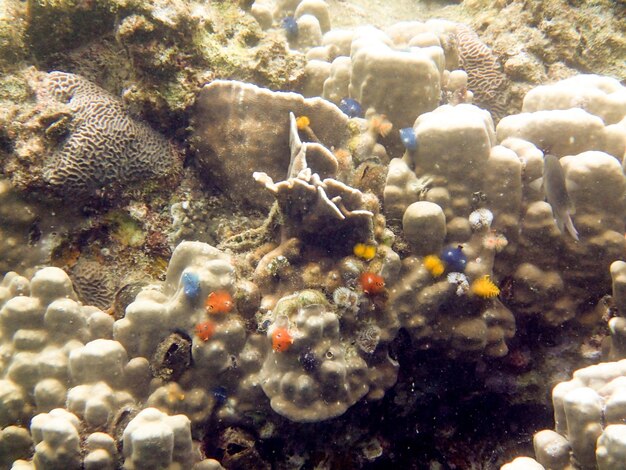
[1,0,626,467]
[496,76,626,326]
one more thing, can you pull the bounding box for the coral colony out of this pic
[0,0,625,468]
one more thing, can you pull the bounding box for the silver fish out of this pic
[534,154,579,240]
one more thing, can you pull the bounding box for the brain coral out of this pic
[455,24,509,121]
[39,72,180,198]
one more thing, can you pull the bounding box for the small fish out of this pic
[532,154,579,240]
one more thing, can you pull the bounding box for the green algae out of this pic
[105,211,146,248]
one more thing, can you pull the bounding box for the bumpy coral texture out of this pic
[70,259,116,310]
[455,24,509,120]
[40,71,178,197]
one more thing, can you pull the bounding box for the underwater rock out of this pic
[26,0,115,60]
[464,0,625,88]
[0,180,52,276]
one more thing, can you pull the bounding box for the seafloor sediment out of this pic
[0,0,625,468]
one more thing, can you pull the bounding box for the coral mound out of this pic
[39,71,180,199]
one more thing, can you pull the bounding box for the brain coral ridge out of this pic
[454,24,509,121]
[38,71,180,199]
